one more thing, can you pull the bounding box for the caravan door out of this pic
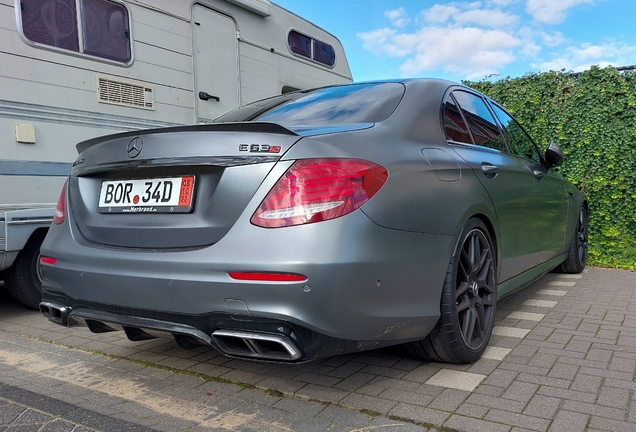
[192,5,240,122]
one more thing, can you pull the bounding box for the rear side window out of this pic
[19,0,131,63]
[451,91,507,152]
[288,30,336,67]
[443,93,472,143]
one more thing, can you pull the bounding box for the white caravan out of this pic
[0,0,352,308]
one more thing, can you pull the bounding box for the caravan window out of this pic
[288,31,312,58]
[313,40,335,66]
[19,0,131,64]
[288,30,335,67]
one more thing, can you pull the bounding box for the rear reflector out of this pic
[251,158,388,228]
[40,257,57,265]
[228,272,307,282]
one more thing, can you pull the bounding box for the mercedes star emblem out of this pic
[127,137,143,158]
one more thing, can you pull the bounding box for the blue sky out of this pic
[274,0,636,82]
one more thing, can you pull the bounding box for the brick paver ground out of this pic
[1,266,635,431]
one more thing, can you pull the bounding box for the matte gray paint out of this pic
[39,78,586,360]
[42,200,448,341]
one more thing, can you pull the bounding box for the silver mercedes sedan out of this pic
[39,79,588,363]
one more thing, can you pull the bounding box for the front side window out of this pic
[287,30,335,67]
[19,0,131,63]
[451,91,507,152]
[490,103,543,164]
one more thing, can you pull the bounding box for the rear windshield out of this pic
[215,83,405,126]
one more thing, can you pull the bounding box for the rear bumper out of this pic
[40,209,455,361]
[40,299,406,361]
[40,301,308,361]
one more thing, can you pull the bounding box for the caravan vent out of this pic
[96,75,155,110]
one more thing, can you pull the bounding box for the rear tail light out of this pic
[251,158,388,228]
[53,180,68,225]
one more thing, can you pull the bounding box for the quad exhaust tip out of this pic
[39,301,71,325]
[38,303,302,361]
[212,330,302,361]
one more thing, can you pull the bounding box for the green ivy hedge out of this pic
[466,66,636,269]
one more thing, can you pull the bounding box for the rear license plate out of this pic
[97,176,195,213]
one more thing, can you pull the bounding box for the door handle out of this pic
[481,163,499,179]
[199,91,220,102]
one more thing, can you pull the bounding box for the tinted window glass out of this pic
[288,31,311,58]
[288,30,336,67]
[490,103,542,163]
[452,91,507,152]
[216,83,405,126]
[313,39,335,66]
[443,94,472,143]
[19,0,130,63]
[82,0,131,62]
[21,0,80,51]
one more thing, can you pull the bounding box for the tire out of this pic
[406,218,497,363]
[5,230,47,309]
[556,206,588,274]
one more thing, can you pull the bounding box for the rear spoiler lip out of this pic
[75,122,298,154]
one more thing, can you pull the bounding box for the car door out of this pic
[443,90,540,282]
[488,102,569,261]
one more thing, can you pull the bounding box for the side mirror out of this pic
[545,141,564,168]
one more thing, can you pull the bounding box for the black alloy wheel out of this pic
[576,208,589,265]
[406,218,497,363]
[455,227,497,351]
[557,206,588,274]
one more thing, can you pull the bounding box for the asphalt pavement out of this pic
[0,266,635,432]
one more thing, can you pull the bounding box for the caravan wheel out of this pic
[5,231,46,310]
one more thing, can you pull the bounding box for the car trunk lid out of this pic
[69,123,300,249]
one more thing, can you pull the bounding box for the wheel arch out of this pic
[451,200,500,280]
[18,227,49,256]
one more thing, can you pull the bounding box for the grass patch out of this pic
[264,389,284,398]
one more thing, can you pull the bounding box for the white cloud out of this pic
[358,28,397,53]
[402,27,520,78]
[487,0,517,5]
[532,41,636,72]
[357,0,631,80]
[422,3,517,28]
[423,4,461,23]
[526,0,594,24]
[540,31,566,47]
[454,9,518,27]
[385,7,411,28]
[521,41,542,57]
[359,28,426,57]
[358,25,521,79]
[358,2,522,78]
[515,27,566,58]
